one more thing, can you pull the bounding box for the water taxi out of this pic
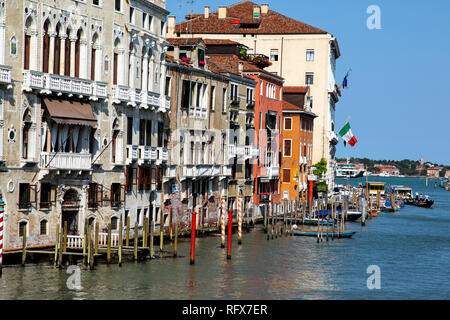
[365,182,386,196]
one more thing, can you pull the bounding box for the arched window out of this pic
[24,17,34,70]
[128,41,134,86]
[22,108,32,159]
[42,20,50,73]
[40,219,48,235]
[10,35,17,57]
[75,29,82,77]
[64,27,72,76]
[19,221,28,237]
[54,23,62,74]
[91,33,99,81]
[111,216,118,230]
[111,118,120,163]
[113,38,121,85]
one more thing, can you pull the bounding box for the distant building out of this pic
[427,167,443,178]
[445,170,450,179]
[374,164,400,176]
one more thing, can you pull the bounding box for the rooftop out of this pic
[174,1,328,35]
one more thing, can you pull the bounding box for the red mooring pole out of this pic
[190,211,197,265]
[227,209,232,260]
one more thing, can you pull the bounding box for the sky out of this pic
[167,0,450,165]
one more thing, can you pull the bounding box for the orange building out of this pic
[280,90,316,201]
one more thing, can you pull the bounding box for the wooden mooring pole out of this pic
[118,217,123,266]
[107,223,112,264]
[174,220,178,257]
[150,220,155,259]
[126,216,130,247]
[227,209,232,260]
[190,211,197,264]
[134,221,138,261]
[54,224,60,268]
[22,225,27,266]
[94,222,99,255]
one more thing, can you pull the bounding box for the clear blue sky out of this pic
[167,0,450,165]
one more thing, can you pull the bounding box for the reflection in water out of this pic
[1,177,450,299]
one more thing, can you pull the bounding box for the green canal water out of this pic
[1,177,449,300]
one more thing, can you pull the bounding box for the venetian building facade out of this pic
[0,0,169,249]
[167,1,341,189]
[165,38,233,228]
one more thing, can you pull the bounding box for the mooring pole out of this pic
[237,196,242,245]
[190,211,197,265]
[221,197,226,248]
[0,196,5,278]
[227,209,232,260]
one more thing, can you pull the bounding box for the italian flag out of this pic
[339,121,358,147]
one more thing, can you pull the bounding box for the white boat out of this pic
[336,162,365,178]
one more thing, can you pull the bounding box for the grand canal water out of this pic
[1,177,449,300]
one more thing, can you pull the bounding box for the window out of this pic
[284,118,292,130]
[270,49,279,62]
[115,0,121,12]
[230,84,238,101]
[146,120,152,146]
[246,88,254,105]
[137,209,141,225]
[10,35,17,57]
[88,183,103,208]
[283,139,292,157]
[165,76,171,96]
[93,0,100,6]
[39,183,56,209]
[210,86,215,110]
[143,13,147,28]
[139,119,145,146]
[283,169,291,183]
[306,72,314,85]
[130,8,135,24]
[181,80,190,109]
[19,183,36,209]
[40,220,48,235]
[125,167,137,192]
[110,183,125,207]
[222,88,227,112]
[127,117,133,145]
[148,16,153,32]
[19,221,28,237]
[306,49,315,62]
[111,217,118,230]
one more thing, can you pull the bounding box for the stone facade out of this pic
[0,0,169,249]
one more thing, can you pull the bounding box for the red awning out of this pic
[43,98,97,128]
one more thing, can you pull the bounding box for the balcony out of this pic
[230,96,240,107]
[23,70,107,99]
[138,146,152,163]
[160,95,170,113]
[157,147,168,162]
[268,167,280,178]
[112,85,142,106]
[126,145,138,163]
[167,166,177,179]
[246,100,255,109]
[0,65,12,86]
[244,146,259,158]
[221,165,232,177]
[181,165,223,179]
[228,145,245,158]
[40,152,92,171]
[189,105,207,119]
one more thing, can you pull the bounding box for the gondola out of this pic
[313,209,362,222]
[303,218,334,226]
[292,229,358,238]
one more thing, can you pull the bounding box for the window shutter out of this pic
[97,184,103,206]
[65,37,70,76]
[132,168,138,185]
[24,35,31,70]
[283,169,290,183]
[50,185,57,204]
[29,184,37,204]
[120,185,126,203]
[91,48,96,80]
[113,53,118,85]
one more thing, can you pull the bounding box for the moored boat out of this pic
[303,218,334,226]
[404,198,434,208]
[292,229,358,238]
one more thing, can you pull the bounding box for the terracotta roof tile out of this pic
[203,39,241,45]
[174,1,328,35]
[283,86,308,93]
[166,38,203,46]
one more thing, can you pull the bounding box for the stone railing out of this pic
[23,70,107,99]
[0,65,12,85]
[40,152,92,170]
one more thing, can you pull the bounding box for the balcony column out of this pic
[148,55,154,92]
[142,52,149,102]
[70,36,77,77]
[48,32,56,74]
[118,48,125,85]
[128,49,136,88]
[80,40,88,79]
[59,35,66,76]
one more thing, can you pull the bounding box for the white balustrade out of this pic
[23,70,107,98]
[40,152,92,170]
[0,65,12,85]
[98,232,119,247]
[66,235,84,248]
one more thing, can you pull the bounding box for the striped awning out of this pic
[43,98,97,128]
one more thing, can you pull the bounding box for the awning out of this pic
[43,98,97,128]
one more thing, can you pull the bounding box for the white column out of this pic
[70,37,76,77]
[48,33,56,74]
[95,45,102,81]
[118,49,125,85]
[142,53,149,95]
[148,57,154,92]
[128,50,135,88]
[80,40,88,79]
[30,31,39,71]
[59,35,66,76]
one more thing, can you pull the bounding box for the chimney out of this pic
[261,4,269,14]
[253,5,261,18]
[238,61,244,75]
[204,6,210,19]
[167,16,176,38]
[218,6,227,19]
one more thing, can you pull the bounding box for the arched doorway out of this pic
[62,189,80,235]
